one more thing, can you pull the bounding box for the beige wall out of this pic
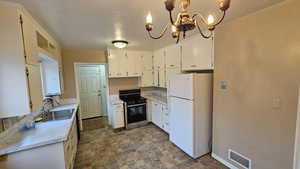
[61,49,140,98]
[108,78,140,95]
[213,0,300,169]
[62,49,106,98]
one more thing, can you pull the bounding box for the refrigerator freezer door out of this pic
[169,96,194,157]
[169,74,194,100]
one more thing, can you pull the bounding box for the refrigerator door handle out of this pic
[170,96,194,101]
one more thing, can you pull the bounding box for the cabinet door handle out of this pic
[170,65,174,67]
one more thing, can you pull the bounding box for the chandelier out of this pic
[145,0,230,43]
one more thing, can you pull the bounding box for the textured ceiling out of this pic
[6,0,285,50]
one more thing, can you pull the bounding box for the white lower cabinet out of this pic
[64,119,78,169]
[150,101,169,133]
[111,103,124,129]
[151,101,163,128]
[161,105,169,133]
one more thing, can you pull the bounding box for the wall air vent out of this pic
[228,149,251,169]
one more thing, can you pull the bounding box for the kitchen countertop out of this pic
[0,104,78,156]
[143,94,168,104]
[110,95,123,105]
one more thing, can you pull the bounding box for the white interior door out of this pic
[79,65,103,119]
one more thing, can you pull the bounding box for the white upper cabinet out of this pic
[107,49,127,78]
[0,2,61,118]
[153,49,165,70]
[26,64,43,112]
[158,68,166,88]
[182,35,214,71]
[166,68,181,88]
[140,51,154,87]
[126,51,142,77]
[21,11,39,65]
[140,70,154,87]
[142,52,153,70]
[165,44,181,69]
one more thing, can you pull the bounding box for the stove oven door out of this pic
[126,103,147,125]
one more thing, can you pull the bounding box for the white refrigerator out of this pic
[168,73,213,159]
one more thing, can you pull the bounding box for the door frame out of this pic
[74,62,109,131]
[293,86,300,169]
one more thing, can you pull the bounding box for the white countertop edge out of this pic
[143,95,168,104]
[0,137,66,155]
[0,104,79,156]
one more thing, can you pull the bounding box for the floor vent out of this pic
[228,149,251,169]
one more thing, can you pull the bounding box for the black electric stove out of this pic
[119,89,148,129]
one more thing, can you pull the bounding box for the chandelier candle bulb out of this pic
[146,13,153,24]
[172,25,177,32]
[207,15,215,25]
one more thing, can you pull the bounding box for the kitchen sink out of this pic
[38,109,75,122]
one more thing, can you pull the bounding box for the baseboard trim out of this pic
[212,153,239,169]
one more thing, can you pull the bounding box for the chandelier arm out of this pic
[195,20,213,39]
[176,31,181,44]
[212,10,226,27]
[169,11,174,25]
[192,10,226,27]
[192,13,208,25]
[147,23,170,39]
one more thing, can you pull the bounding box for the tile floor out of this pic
[74,124,228,169]
[82,117,108,131]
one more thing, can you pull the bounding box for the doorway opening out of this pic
[74,63,109,131]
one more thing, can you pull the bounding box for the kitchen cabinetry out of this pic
[151,101,163,128]
[182,35,214,71]
[140,70,154,87]
[162,104,169,133]
[153,45,182,88]
[158,69,166,88]
[110,102,125,129]
[64,119,78,169]
[140,52,154,87]
[153,48,167,88]
[107,49,127,78]
[141,52,153,70]
[166,68,181,88]
[126,51,142,77]
[0,2,62,118]
[165,44,181,68]
[107,49,145,78]
[153,49,165,69]
[150,100,169,133]
[26,64,44,113]
[21,11,39,65]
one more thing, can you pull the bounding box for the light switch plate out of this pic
[220,80,228,89]
[272,97,282,109]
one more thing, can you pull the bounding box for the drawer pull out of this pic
[190,65,197,67]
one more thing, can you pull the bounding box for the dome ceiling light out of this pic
[145,0,231,43]
[112,40,129,49]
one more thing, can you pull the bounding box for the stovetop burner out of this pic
[119,89,147,105]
